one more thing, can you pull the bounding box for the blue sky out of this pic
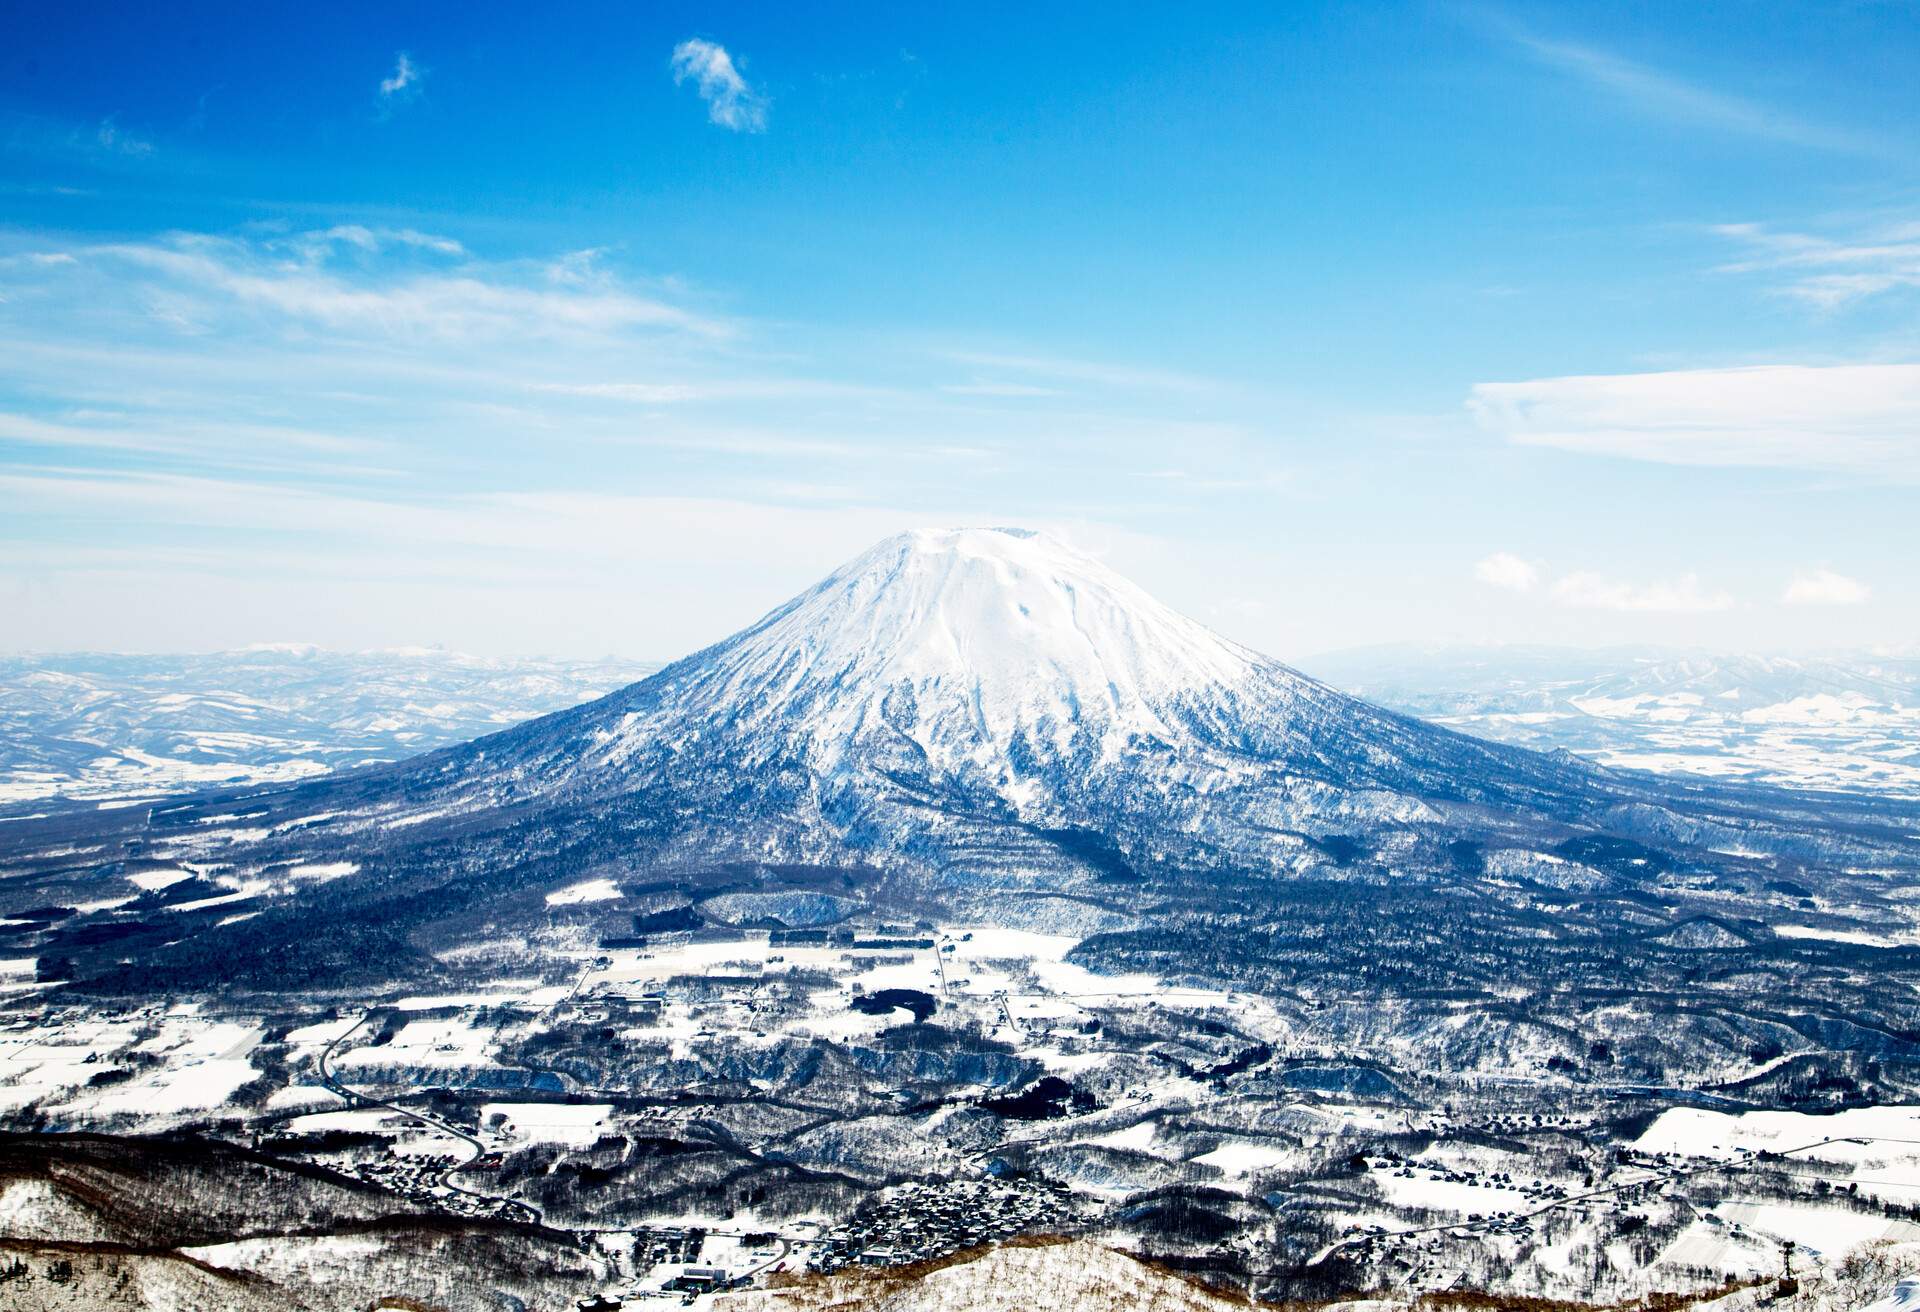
[2,1,1916,660]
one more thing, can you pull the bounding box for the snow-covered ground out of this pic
[481,1101,616,1147]
[546,877,623,905]
[1637,1106,1920,1207]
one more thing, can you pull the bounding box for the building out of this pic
[666,1267,731,1294]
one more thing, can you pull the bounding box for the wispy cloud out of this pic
[528,377,892,406]
[1712,219,1920,309]
[670,39,767,133]
[289,225,466,260]
[0,112,156,164]
[67,231,722,341]
[1549,570,1734,613]
[94,117,154,157]
[1468,364,1920,476]
[378,52,424,109]
[1782,568,1870,606]
[0,411,378,462]
[1481,15,1870,155]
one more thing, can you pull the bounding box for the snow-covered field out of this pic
[1637,1106,1920,1207]
[334,1016,497,1070]
[481,1101,616,1147]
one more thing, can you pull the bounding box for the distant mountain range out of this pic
[0,646,655,806]
[1310,645,1920,798]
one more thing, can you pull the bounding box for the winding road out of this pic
[315,1012,542,1226]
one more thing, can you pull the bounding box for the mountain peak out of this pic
[746,526,1260,716]
[568,526,1300,795]
[851,525,1091,577]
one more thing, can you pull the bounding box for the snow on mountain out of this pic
[585,527,1307,787]
[389,527,1611,877]
[637,527,1262,767]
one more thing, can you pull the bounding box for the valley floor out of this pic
[6,915,1920,1310]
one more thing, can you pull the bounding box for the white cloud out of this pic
[670,39,767,133]
[1468,363,1920,474]
[0,411,376,462]
[379,53,422,102]
[531,381,703,404]
[1548,571,1734,613]
[1782,568,1870,606]
[1712,220,1920,309]
[1473,552,1542,593]
[1470,550,1736,613]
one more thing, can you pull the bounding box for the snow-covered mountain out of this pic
[9,527,1919,993]
[379,527,1613,877]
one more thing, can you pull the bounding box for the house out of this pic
[667,1267,731,1293]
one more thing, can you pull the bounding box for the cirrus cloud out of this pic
[1712,219,1920,309]
[64,230,724,342]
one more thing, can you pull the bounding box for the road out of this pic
[315,1011,542,1226]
